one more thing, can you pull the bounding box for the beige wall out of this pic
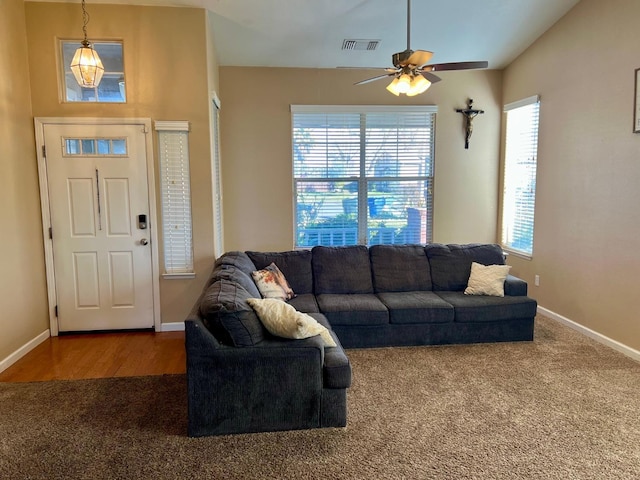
[502,0,640,349]
[24,2,216,326]
[219,66,503,251]
[0,0,49,360]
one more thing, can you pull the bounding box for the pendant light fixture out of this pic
[70,0,104,88]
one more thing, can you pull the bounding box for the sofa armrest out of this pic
[185,318,326,436]
[504,274,528,296]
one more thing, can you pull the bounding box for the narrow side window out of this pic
[155,121,194,277]
[501,96,540,257]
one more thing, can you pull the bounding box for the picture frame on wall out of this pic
[634,68,640,133]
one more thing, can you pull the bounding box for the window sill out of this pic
[501,248,532,261]
[162,273,196,280]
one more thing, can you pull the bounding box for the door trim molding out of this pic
[34,117,161,335]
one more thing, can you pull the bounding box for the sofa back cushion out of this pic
[246,250,313,294]
[209,264,261,299]
[370,244,432,292]
[312,245,373,294]
[425,243,505,291]
[206,251,258,289]
[199,278,265,346]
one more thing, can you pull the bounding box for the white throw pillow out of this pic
[251,263,294,301]
[246,298,337,347]
[464,262,512,297]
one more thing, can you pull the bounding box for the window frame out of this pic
[291,105,437,248]
[500,95,540,258]
[154,121,195,278]
[59,39,127,103]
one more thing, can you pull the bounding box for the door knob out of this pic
[140,238,149,246]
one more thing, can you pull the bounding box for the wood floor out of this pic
[0,330,186,383]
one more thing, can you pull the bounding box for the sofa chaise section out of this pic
[185,251,351,437]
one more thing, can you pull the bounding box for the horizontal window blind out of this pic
[155,121,194,275]
[501,96,540,256]
[211,94,224,259]
[292,106,436,247]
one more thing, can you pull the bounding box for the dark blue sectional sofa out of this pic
[185,243,537,436]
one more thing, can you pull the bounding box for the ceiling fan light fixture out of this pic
[386,77,401,96]
[396,73,411,94]
[406,74,431,96]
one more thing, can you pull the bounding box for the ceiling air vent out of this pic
[342,39,380,51]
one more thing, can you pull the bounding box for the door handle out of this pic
[140,238,149,246]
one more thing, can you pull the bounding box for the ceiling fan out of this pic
[354,0,488,96]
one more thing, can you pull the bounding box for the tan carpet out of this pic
[1,315,639,479]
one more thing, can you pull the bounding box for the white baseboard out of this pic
[0,330,50,374]
[159,322,185,332]
[538,306,640,363]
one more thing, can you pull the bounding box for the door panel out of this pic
[44,123,154,331]
[109,251,135,307]
[73,252,100,308]
[104,178,131,236]
[68,178,97,236]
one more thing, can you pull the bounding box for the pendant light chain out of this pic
[70,0,104,88]
[81,0,90,45]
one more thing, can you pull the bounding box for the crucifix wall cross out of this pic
[456,99,484,149]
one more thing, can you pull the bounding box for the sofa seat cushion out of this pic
[435,291,537,323]
[377,291,454,324]
[312,245,374,294]
[311,314,352,389]
[426,243,505,291]
[287,293,319,313]
[316,294,388,326]
[247,250,314,294]
[370,244,432,292]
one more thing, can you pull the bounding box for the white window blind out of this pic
[155,121,194,276]
[501,96,540,257]
[292,105,436,247]
[211,94,224,259]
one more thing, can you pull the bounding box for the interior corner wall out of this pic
[219,66,503,252]
[0,0,49,361]
[502,0,640,350]
[24,2,215,326]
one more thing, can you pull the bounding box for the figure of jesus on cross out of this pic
[456,99,484,149]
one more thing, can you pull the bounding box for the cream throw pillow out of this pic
[246,298,337,347]
[464,262,512,297]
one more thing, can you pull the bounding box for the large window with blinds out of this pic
[292,105,436,248]
[501,96,540,257]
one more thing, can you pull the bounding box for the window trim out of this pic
[155,120,195,278]
[59,39,127,104]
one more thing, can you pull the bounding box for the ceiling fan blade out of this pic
[423,61,489,72]
[407,50,433,67]
[354,73,394,86]
[420,71,441,84]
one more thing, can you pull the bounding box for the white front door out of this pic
[43,123,154,332]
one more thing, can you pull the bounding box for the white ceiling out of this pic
[31,0,581,69]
